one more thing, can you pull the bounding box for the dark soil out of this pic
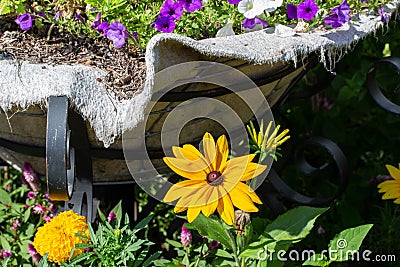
[0,19,146,99]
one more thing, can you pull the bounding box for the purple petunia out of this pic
[297,0,319,21]
[15,13,34,31]
[154,15,176,33]
[242,17,268,29]
[54,11,62,22]
[378,7,389,22]
[74,13,85,23]
[91,12,109,35]
[160,0,184,20]
[324,0,351,28]
[179,0,202,12]
[287,4,298,19]
[105,21,130,48]
[228,0,241,3]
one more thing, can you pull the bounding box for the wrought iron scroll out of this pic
[264,137,349,215]
[367,56,400,115]
[46,96,94,223]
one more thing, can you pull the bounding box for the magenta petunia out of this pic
[2,249,12,258]
[15,13,34,31]
[105,21,129,48]
[179,0,202,12]
[27,191,36,200]
[160,0,184,20]
[324,0,350,28]
[154,15,176,33]
[287,4,298,19]
[242,17,268,29]
[297,0,319,21]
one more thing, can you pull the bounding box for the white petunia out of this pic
[238,0,283,18]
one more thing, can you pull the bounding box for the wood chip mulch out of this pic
[0,19,146,99]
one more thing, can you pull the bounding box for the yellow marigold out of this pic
[163,132,266,225]
[33,210,89,264]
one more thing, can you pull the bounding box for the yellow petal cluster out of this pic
[33,210,89,264]
[378,164,400,204]
[163,132,266,225]
[247,120,290,152]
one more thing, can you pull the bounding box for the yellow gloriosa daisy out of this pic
[247,120,290,157]
[163,132,266,225]
[378,164,400,204]
[33,210,89,264]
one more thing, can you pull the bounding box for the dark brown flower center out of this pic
[207,171,223,186]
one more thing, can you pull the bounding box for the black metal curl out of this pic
[46,96,94,223]
[367,56,400,115]
[267,137,349,208]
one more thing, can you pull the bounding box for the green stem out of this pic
[223,227,241,266]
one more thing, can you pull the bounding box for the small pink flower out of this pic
[49,203,58,214]
[2,249,12,258]
[33,204,47,214]
[23,162,41,192]
[24,203,30,209]
[27,191,37,200]
[10,226,16,231]
[28,244,41,265]
[180,222,192,248]
[44,215,51,222]
[208,240,220,251]
[107,211,117,223]
[3,184,11,192]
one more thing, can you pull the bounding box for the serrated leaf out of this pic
[264,207,329,242]
[303,254,330,266]
[328,224,373,262]
[0,188,11,204]
[187,213,235,251]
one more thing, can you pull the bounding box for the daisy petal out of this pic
[229,186,259,212]
[202,187,219,216]
[232,181,262,204]
[174,206,188,213]
[203,132,217,169]
[386,164,400,180]
[216,135,229,171]
[187,206,202,222]
[164,180,207,202]
[164,157,208,180]
[217,189,235,225]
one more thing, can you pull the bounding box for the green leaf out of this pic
[187,213,236,251]
[142,251,162,267]
[0,0,13,15]
[0,235,11,250]
[133,214,153,232]
[328,224,373,262]
[37,253,49,267]
[0,188,11,204]
[239,237,275,259]
[264,206,329,242]
[23,207,31,223]
[303,254,330,266]
[166,238,183,248]
[111,200,123,226]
